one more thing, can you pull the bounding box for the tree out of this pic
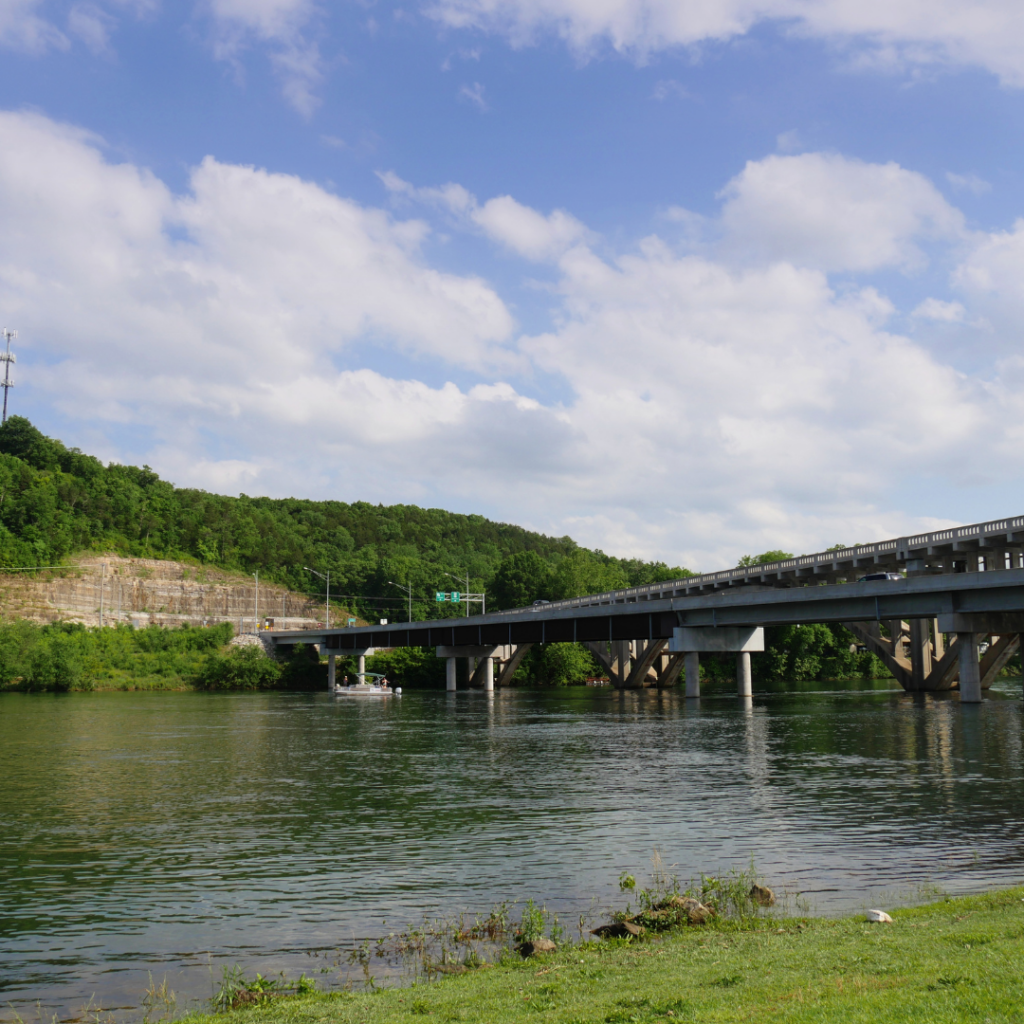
[737,549,795,567]
[491,551,552,609]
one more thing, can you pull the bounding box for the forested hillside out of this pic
[0,417,690,620]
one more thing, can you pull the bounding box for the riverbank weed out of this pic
[211,968,317,1013]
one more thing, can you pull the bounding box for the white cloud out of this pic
[912,298,967,322]
[458,81,488,110]
[423,0,1024,87]
[719,152,965,272]
[0,0,68,51]
[0,110,513,390]
[379,171,589,261]
[472,195,588,260]
[5,109,1024,567]
[651,78,689,100]
[203,0,324,116]
[67,3,115,53]
[946,171,992,196]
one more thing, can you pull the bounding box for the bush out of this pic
[191,646,283,690]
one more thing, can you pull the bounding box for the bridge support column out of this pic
[737,651,752,697]
[909,619,932,690]
[446,657,457,692]
[358,654,366,686]
[684,652,700,698]
[328,652,336,691]
[482,657,494,691]
[958,633,982,703]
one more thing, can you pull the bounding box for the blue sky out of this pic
[2,0,1024,570]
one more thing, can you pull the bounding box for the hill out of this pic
[0,417,690,621]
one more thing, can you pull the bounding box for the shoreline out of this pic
[173,886,1024,1024]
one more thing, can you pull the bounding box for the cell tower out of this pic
[1,328,15,424]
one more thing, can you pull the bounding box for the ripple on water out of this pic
[0,684,1022,1019]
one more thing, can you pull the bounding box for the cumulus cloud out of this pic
[719,152,965,272]
[0,109,514,405]
[423,0,1024,87]
[5,108,1024,567]
[380,171,589,261]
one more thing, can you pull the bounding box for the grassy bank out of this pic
[179,887,1024,1024]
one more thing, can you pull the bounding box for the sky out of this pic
[1,0,1024,572]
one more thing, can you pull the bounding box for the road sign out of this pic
[451,592,460,603]
[435,592,445,602]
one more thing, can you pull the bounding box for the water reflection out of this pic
[1,681,1022,1020]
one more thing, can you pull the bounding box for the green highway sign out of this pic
[434,591,462,603]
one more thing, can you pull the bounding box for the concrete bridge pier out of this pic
[357,654,366,685]
[446,657,457,691]
[669,626,765,700]
[684,652,700,698]
[958,633,982,703]
[482,657,494,691]
[737,651,752,697]
[328,652,336,691]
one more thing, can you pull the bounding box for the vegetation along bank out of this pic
[3,416,1013,690]
[178,886,1024,1024]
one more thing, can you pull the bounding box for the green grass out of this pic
[177,887,1024,1024]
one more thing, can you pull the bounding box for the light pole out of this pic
[1,328,16,424]
[444,570,485,614]
[388,581,413,623]
[252,571,259,632]
[304,567,330,628]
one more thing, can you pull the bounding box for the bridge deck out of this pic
[268,566,1024,651]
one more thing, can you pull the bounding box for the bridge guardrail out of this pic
[495,513,1024,618]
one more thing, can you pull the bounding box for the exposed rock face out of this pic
[749,884,776,907]
[0,555,328,631]
[517,937,556,956]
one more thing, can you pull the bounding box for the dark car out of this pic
[857,572,903,582]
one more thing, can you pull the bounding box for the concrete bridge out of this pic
[268,515,1024,703]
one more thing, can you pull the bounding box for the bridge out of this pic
[268,515,1024,703]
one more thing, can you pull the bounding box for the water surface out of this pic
[2,680,1022,1018]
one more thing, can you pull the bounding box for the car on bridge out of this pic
[857,572,904,582]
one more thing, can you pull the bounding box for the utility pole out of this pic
[388,581,413,623]
[1,329,16,424]
[304,567,330,628]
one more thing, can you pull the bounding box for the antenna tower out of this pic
[1,329,15,424]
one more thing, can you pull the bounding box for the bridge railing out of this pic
[495,513,1024,618]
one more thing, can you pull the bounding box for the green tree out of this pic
[491,551,553,609]
[737,549,795,567]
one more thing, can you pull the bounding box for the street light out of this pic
[304,567,330,628]
[388,581,413,623]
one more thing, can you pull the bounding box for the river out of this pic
[2,678,1022,1020]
